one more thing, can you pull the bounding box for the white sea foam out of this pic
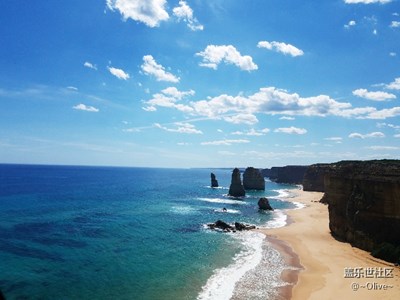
[170,205,198,215]
[197,232,265,300]
[205,186,229,190]
[213,208,241,214]
[261,210,288,229]
[197,198,248,205]
[271,189,293,199]
[292,201,306,210]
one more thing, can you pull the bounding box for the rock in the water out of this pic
[258,197,273,210]
[207,220,234,232]
[211,173,219,188]
[243,167,265,190]
[228,168,245,197]
[234,222,256,231]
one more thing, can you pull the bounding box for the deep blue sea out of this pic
[0,164,301,300]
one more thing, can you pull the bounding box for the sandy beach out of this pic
[261,189,400,300]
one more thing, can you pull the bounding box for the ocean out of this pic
[0,164,301,300]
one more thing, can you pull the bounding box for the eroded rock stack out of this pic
[243,167,265,190]
[211,173,219,188]
[258,197,274,210]
[228,168,245,197]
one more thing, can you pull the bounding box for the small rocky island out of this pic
[207,220,256,232]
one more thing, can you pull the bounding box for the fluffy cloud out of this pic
[344,20,357,28]
[386,77,400,90]
[274,127,307,134]
[108,66,130,80]
[106,0,169,28]
[142,87,194,112]
[231,128,270,136]
[144,86,400,122]
[154,122,202,134]
[72,104,99,112]
[141,55,180,82]
[325,137,343,143]
[352,88,396,101]
[390,21,400,28]
[173,1,203,31]
[223,114,258,125]
[201,139,250,146]
[344,0,392,4]
[257,41,304,57]
[84,61,97,70]
[348,131,385,138]
[196,45,258,71]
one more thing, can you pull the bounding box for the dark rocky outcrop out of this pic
[228,168,245,197]
[206,220,256,232]
[211,173,219,188]
[263,165,308,184]
[258,197,274,210]
[243,167,265,190]
[302,163,331,192]
[323,160,400,263]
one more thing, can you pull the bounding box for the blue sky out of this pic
[1,0,400,168]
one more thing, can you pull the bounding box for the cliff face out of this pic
[243,167,265,190]
[263,166,308,184]
[210,173,219,188]
[228,168,245,197]
[324,160,400,255]
[302,164,330,192]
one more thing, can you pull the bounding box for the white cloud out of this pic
[161,86,195,99]
[143,85,400,122]
[365,145,399,150]
[67,86,78,91]
[84,61,97,70]
[108,66,130,80]
[344,20,357,28]
[154,122,202,134]
[352,88,396,101]
[201,139,250,146]
[344,0,392,4]
[106,0,169,28]
[257,41,304,57]
[280,116,295,120]
[274,127,307,135]
[231,128,270,136]
[395,134,400,138]
[386,77,400,90]
[389,52,397,57]
[196,45,258,71]
[348,131,385,138]
[325,137,343,143]
[72,103,99,112]
[390,21,400,28]
[173,1,203,31]
[141,55,180,82]
[223,113,258,125]
[142,87,195,112]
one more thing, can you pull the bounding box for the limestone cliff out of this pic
[302,163,330,192]
[263,165,308,184]
[228,168,245,197]
[323,160,400,262]
[243,167,265,190]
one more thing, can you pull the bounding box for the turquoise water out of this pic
[0,165,299,299]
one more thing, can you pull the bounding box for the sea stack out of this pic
[243,167,265,190]
[211,173,219,188]
[228,168,245,197]
[258,197,274,210]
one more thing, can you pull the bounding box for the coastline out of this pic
[261,189,400,300]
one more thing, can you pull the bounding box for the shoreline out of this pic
[261,189,400,300]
